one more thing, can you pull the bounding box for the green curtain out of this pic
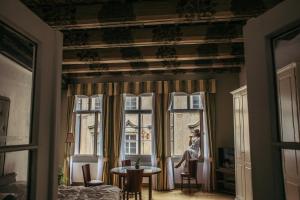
[63,95,75,186]
[205,93,217,191]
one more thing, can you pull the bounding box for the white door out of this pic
[244,0,300,199]
[234,95,245,200]
[241,93,252,200]
[0,1,62,199]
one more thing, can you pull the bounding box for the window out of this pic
[125,96,138,110]
[170,93,203,156]
[124,94,153,155]
[74,95,102,156]
[191,95,201,109]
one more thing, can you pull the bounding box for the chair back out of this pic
[82,164,91,187]
[121,159,131,167]
[188,159,198,178]
[126,169,144,192]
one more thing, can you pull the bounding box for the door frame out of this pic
[0,1,63,199]
[244,0,300,199]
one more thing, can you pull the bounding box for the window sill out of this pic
[72,155,99,162]
[125,155,152,166]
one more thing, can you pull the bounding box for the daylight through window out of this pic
[74,95,103,155]
[170,93,203,156]
[124,94,153,155]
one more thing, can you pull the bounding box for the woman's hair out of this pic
[194,129,201,137]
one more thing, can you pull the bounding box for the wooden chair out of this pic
[121,159,131,167]
[82,164,103,187]
[123,169,144,200]
[180,159,198,192]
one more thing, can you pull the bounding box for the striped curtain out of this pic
[66,79,216,96]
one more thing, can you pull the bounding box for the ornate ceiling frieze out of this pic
[155,46,181,68]
[33,4,77,25]
[102,27,134,44]
[152,25,183,42]
[120,47,143,60]
[176,0,217,20]
[76,49,100,61]
[97,1,136,22]
[64,30,89,45]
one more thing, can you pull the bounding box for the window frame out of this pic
[73,95,103,157]
[170,93,202,157]
[124,93,153,157]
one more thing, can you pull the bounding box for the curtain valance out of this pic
[67,79,216,97]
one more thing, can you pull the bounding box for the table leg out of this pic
[118,175,122,189]
[149,176,152,200]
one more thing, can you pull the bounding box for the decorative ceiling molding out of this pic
[63,54,243,65]
[62,63,242,74]
[63,37,244,50]
[62,67,241,80]
[51,15,252,30]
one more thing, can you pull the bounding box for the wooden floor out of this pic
[140,188,234,200]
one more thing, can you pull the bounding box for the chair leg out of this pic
[135,192,137,200]
[139,192,142,200]
[188,178,191,193]
[127,192,129,200]
[195,178,198,190]
[181,176,183,190]
[123,190,125,200]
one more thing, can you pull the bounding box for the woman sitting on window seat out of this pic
[174,129,201,170]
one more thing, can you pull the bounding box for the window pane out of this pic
[125,114,138,155]
[0,150,29,199]
[170,113,174,156]
[97,113,102,156]
[91,95,102,111]
[171,112,200,156]
[141,95,152,110]
[141,114,152,155]
[190,95,202,109]
[125,96,138,110]
[173,95,188,109]
[0,56,32,146]
[79,113,95,155]
[75,96,89,111]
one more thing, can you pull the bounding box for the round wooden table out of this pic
[110,166,161,200]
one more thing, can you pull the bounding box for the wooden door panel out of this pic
[242,94,251,164]
[236,162,245,199]
[277,66,299,142]
[285,181,300,200]
[283,149,298,178]
[234,97,242,159]
[245,166,253,200]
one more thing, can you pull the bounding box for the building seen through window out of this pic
[74,95,102,155]
[124,94,153,155]
[170,93,203,156]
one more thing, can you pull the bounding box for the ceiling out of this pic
[21,0,282,82]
